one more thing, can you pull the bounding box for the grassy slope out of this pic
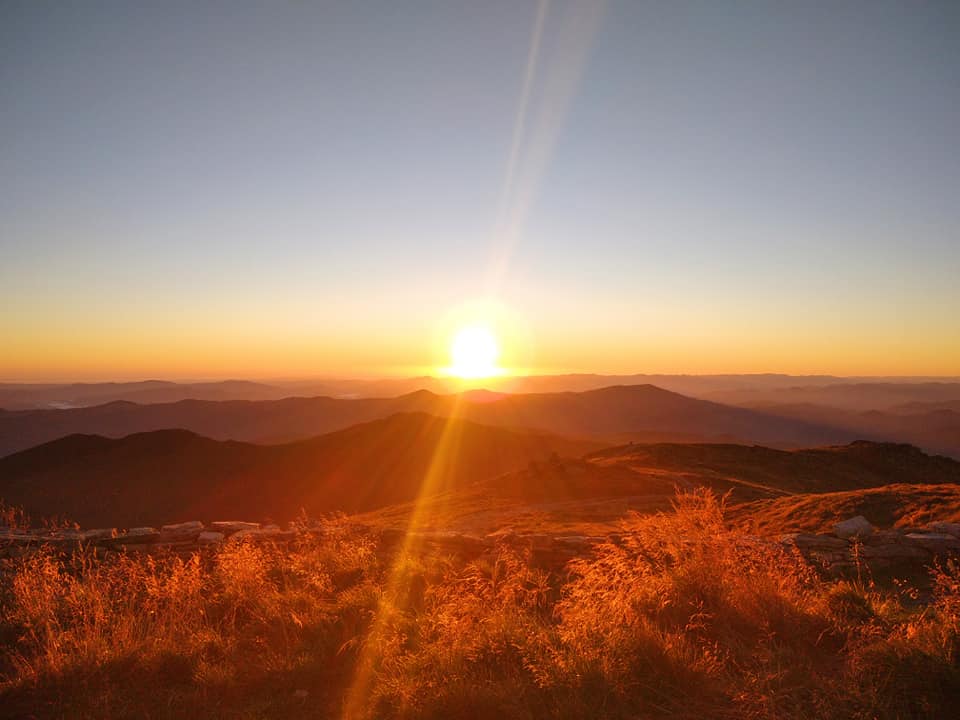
[3,494,960,719]
[736,484,960,535]
[356,441,960,536]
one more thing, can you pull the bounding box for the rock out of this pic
[860,530,904,546]
[198,531,225,545]
[209,521,260,534]
[109,527,160,545]
[903,532,960,554]
[927,522,960,539]
[81,528,117,542]
[834,516,874,539]
[780,533,848,550]
[161,520,204,532]
[231,528,296,542]
[859,543,929,560]
[159,521,204,542]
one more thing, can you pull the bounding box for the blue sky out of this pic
[2,1,958,379]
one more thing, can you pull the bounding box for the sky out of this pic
[2,0,959,381]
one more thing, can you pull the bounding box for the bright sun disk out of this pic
[448,326,501,379]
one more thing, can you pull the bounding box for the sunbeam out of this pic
[340,396,468,719]
[485,0,607,295]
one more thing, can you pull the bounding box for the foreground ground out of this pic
[1,492,959,719]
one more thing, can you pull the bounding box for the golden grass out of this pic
[2,496,959,719]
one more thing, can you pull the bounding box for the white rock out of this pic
[159,521,205,542]
[209,521,260,534]
[198,531,225,545]
[81,528,117,541]
[834,516,874,539]
[110,527,159,544]
[127,527,158,536]
[161,521,204,533]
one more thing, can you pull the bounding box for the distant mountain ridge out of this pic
[0,384,860,458]
[4,374,959,410]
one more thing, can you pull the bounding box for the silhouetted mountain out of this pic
[0,385,857,458]
[710,382,960,412]
[746,402,960,458]
[459,384,851,446]
[0,413,603,527]
[6,375,958,411]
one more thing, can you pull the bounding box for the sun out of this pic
[447,325,502,379]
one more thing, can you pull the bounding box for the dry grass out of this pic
[736,484,960,535]
[2,495,959,719]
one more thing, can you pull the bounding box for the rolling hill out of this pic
[0,412,602,527]
[0,384,858,458]
[355,440,960,536]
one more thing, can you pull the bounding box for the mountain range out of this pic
[5,374,959,409]
[0,412,601,527]
[0,384,861,459]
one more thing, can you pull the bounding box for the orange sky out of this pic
[3,294,959,381]
[3,3,959,383]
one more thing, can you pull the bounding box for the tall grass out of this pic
[1,494,959,719]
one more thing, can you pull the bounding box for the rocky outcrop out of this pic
[0,519,273,557]
[209,521,260,534]
[779,519,960,577]
[159,521,205,543]
[833,516,874,539]
[2,514,959,579]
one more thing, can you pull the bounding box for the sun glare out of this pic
[448,326,502,379]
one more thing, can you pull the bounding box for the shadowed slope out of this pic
[0,413,602,527]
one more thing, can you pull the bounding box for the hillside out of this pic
[355,440,960,535]
[0,391,445,456]
[0,384,857,458]
[735,484,960,535]
[0,413,601,527]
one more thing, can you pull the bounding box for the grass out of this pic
[1,495,959,719]
[735,483,960,535]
